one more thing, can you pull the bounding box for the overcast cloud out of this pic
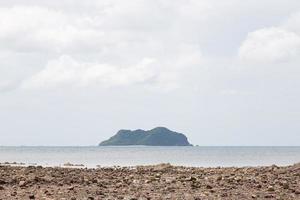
[0,0,300,145]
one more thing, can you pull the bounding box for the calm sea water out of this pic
[0,146,299,168]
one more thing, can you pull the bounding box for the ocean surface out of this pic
[0,146,299,168]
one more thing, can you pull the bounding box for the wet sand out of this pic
[0,163,299,200]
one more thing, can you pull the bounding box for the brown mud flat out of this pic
[0,163,299,200]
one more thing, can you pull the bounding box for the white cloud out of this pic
[21,55,158,89]
[0,6,105,53]
[19,40,203,90]
[283,12,300,34]
[238,27,300,63]
[21,46,203,90]
[0,4,206,91]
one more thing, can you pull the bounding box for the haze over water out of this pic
[0,146,299,168]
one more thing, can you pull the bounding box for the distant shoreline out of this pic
[1,145,300,147]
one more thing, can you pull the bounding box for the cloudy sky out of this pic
[0,0,300,146]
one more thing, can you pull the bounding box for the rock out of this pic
[19,180,26,187]
[271,164,279,170]
[235,176,242,182]
[155,173,161,178]
[216,176,222,181]
[264,194,274,198]
[165,177,176,183]
[206,185,213,189]
[267,186,275,192]
[96,190,104,195]
[219,193,228,198]
[29,194,35,199]
[10,191,17,196]
[282,183,289,189]
[68,186,74,190]
[144,180,151,184]
[153,163,172,171]
[132,179,139,184]
[188,176,197,181]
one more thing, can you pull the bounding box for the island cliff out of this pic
[99,127,192,146]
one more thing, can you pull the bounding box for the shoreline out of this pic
[1,160,299,169]
[0,163,299,199]
[1,146,299,169]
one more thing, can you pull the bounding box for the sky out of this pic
[0,0,300,146]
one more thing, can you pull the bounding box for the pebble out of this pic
[267,186,275,192]
[282,183,289,189]
[19,180,26,187]
[206,185,213,189]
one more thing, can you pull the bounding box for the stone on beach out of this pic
[0,163,298,199]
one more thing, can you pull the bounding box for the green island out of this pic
[99,127,192,146]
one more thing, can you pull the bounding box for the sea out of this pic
[0,146,299,168]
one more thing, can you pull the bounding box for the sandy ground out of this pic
[0,163,299,200]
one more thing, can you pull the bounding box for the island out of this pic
[99,127,192,146]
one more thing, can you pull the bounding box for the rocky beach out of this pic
[0,163,299,200]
